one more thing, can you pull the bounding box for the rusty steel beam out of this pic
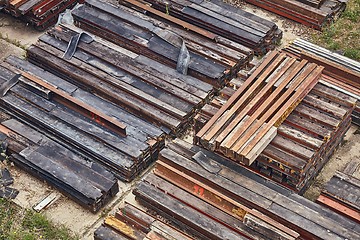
[20,71,127,137]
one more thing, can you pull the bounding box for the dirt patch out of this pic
[0,13,43,48]
[0,39,25,61]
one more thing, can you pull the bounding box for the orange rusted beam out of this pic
[122,0,216,40]
[195,51,279,141]
[317,194,360,223]
[20,71,127,136]
[239,65,323,158]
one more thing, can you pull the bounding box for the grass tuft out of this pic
[311,0,360,61]
[0,32,27,50]
[0,199,78,240]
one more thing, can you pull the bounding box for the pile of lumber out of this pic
[94,203,193,240]
[27,24,213,134]
[0,111,118,212]
[119,0,282,55]
[0,57,165,182]
[243,0,348,29]
[285,39,360,125]
[317,160,360,224]
[195,51,324,166]
[194,51,356,192]
[125,139,360,240]
[69,0,255,87]
[0,0,80,29]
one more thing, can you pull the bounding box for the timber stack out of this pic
[195,50,356,192]
[317,159,360,224]
[96,139,360,239]
[284,39,360,125]
[243,0,348,30]
[0,107,118,212]
[0,0,80,29]
[118,0,282,55]
[0,56,166,182]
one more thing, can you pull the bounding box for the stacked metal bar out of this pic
[194,51,357,193]
[68,0,255,87]
[119,0,282,55]
[25,24,213,134]
[243,0,348,30]
[317,162,360,224]
[94,203,194,239]
[0,0,80,29]
[0,110,118,212]
[195,51,324,166]
[128,139,360,240]
[284,39,360,125]
[0,58,166,182]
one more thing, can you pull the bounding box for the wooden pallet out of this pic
[130,140,360,239]
[196,51,324,166]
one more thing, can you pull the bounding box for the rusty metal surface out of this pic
[120,0,282,55]
[243,0,347,30]
[129,141,360,239]
[0,0,80,29]
[196,51,324,167]
[194,51,356,193]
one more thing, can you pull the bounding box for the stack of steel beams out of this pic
[194,51,356,193]
[0,0,80,29]
[119,0,282,55]
[285,39,360,125]
[243,0,348,29]
[0,109,118,212]
[25,25,214,135]
[94,203,194,239]
[195,51,324,166]
[69,0,257,87]
[0,58,165,182]
[124,139,360,239]
[317,160,360,224]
